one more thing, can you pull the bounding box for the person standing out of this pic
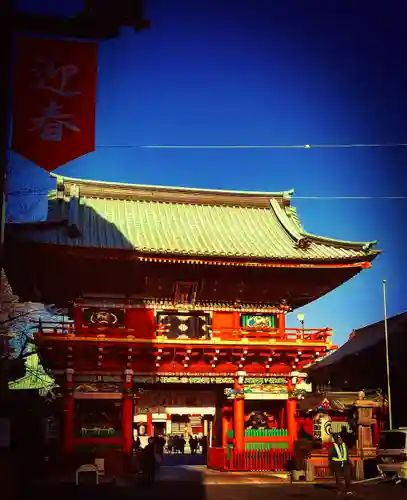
[143,437,158,486]
[179,435,186,454]
[133,436,141,451]
[200,435,208,464]
[189,435,198,455]
[329,434,353,495]
[167,435,174,454]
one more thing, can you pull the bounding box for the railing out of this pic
[37,322,138,337]
[227,429,289,451]
[229,448,293,471]
[228,429,288,437]
[37,321,332,344]
[211,327,332,343]
[208,447,292,472]
[245,429,289,437]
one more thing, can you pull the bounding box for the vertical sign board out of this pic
[12,36,98,171]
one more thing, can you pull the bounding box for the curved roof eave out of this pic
[269,198,379,253]
[303,232,378,251]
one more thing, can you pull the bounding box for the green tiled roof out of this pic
[9,175,379,262]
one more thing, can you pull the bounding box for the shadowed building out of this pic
[307,312,407,428]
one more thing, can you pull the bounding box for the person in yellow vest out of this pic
[329,434,353,495]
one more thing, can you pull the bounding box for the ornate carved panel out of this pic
[82,307,125,327]
[157,311,210,339]
[241,314,277,328]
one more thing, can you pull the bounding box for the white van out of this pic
[377,429,407,480]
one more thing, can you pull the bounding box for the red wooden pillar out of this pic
[286,399,298,451]
[278,311,285,335]
[122,369,134,454]
[63,368,75,453]
[279,406,285,429]
[147,413,153,436]
[286,377,298,450]
[233,377,245,453]
[234,398,245,452]
[73,306,82,329]
[232,312,240,331]
[222,406,232,448]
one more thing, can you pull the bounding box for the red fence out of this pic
[207,447,227,471]
[229,448,292,471]
[208,447,293,472]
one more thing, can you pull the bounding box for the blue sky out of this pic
[8,1,407,345]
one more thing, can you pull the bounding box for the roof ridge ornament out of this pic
[281,189,295,203]
[295,237,311,250]
[56,176,65,200]
[362,242,376,252]
[69,183,80,199]
[67,184,81,238]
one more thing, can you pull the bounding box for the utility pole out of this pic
[0,0,150,269]
[382,279,393,430]
[0,2,13,254]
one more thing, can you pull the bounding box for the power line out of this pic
[8,142,407,151]
[5,190,407,199]
[293,196,407,200]
[7,191,49,196]
[140,143,407,150]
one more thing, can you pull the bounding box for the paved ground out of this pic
[162,453,206,467]
[158,465,288,484]
[23,479,407,500]
[29,465,289,487]
[11,464,407,500]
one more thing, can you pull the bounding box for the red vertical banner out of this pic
[11,36,98,172]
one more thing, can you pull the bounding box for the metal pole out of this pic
[382,279,393,430]
[0,1,13,270]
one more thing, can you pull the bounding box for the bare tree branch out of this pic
[0,309,39,328]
